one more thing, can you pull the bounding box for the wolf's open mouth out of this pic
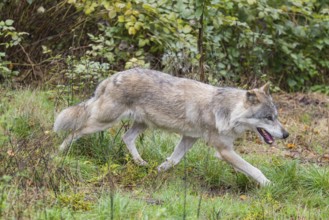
[257,128,274,144]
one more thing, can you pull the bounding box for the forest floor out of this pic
[0,88,328,219]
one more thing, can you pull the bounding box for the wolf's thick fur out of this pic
[54,68,289,186]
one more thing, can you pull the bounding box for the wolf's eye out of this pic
[266,116,274,121]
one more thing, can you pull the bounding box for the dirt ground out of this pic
[264,92,329,165]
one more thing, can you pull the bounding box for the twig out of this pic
[327,110,329,147]
[19,43,36,75]
[183,148,187,220]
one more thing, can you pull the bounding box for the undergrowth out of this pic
[0,88,328,219]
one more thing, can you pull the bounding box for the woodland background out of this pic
[1,0,328,92]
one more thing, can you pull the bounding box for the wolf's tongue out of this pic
[257,128,274,145]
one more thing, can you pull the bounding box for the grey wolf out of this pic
[54,68,289,186]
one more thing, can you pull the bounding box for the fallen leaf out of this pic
[286,143,296,149]
[321,154,329,163]
[109,128,117,135]
[240,195,247,201]
[27,179,33,186]
[7,149,15,157]
[256,138,262,144]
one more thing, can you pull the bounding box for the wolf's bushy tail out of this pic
[53,99,94,132]
[54,78,109,132]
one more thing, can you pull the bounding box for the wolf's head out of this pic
[237,83,289,144]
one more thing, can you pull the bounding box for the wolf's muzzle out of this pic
[282,129,289,139]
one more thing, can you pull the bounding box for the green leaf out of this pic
[138,39,149,47]
[290,54,297,60]
[287,79,297,88]
[5,19,14,26]
[195,7,203,19]
[247,0,256,5]
[115,3,126,9]
[118,15,125,22]
[182,25,192,34]
[163,27,170,34]
[258,12,265,18]
[135,50,143,56]
[108,10,117,19]
[128,27,136,35]
[134,22,143,31]
[142,4,157,14]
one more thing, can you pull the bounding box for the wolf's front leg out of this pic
[58,120,114,152]
[218,149,270,186]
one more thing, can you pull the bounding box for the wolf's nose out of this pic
[282,130,289,139]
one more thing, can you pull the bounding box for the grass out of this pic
[1,88,329,219]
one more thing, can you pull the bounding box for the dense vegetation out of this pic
[1,0,328,91]
[1,0,329,219]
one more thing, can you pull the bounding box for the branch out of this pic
[197,2,206,82]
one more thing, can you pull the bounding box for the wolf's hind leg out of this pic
[59,132,82,151]
[217,149,270,186]
[59,120,114,152]
[158,136,197,172]
[57,99,129,152]
[122,122,148,166]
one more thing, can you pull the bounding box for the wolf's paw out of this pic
[157,160,175,172]
[157,164,168,172]
[58,144,68,152]
[135,158,148,166]
[259,178,272,187]
[214,151,223,160]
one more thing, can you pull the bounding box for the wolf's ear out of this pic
[260,83,270,95]
[246,90,259,105]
